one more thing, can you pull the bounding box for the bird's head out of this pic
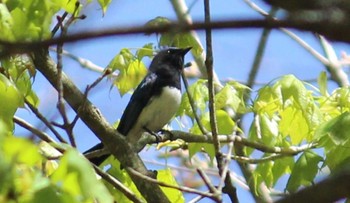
[149,47,192,72]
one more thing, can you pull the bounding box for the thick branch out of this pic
[31,48,170,203]
[276,169,350,203]
[3,18,350,56]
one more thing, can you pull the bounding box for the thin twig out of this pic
[51,12,69,36]
[144,159,249,190]
[242,0,330,66]
[127,167,215,198]
[25,99,67,143]
[170,0,222,85]
[13,116,56,143]
[188,193,207,203]
[92,165,143,203]
[55,4,84,147]
[246,8,276,89]
[217,138,234,192]
[230,153,287,164]
[204,0,220,156]
[197,168,219,195]
[181,72,207,134]
[318,35,349,87]
[56,11,77,147]
[49,47,118,77]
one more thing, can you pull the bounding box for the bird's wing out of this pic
[117,72,157,135]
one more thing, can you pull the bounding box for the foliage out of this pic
[1,0,350,202]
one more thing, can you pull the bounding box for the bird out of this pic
[84,47,192,165]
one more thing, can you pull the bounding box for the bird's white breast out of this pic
[126,86,182,144]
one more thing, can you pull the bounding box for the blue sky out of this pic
[14,0,350,202]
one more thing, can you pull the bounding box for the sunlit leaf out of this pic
[51,149,113,203]
[98,0,112,15]
[51,0,80,14]
[160,32,202,57]
[215,84,241,112]
[286,151,323,192]
[177,79,208,118]
[3,137,41,165]
[0,74,23,136]
[279,105,310,144]
[315,112,350,145]
[317,71,328,96]
[216,110,235,135]
[114,60,147,96]
[158,168,185,203]
[136,43,154,60]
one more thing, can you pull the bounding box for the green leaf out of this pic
[51,149,113,203]
[98,0,112,15]
[317,71,328,96]
[0,74,23,136]
[177,79,208,118]
[324,139,350,170]
[3,137,41,165]
[255,161,274,188]
[279,106,310,144]
[271,156,294,186]
[108,48,134,71]
[216,110,235,135]
[0,4,15,41]
[215,84,241,112]
[108,49,147,96]
[158,168,185,203]
[160,32,202,57]
[315,112,350,145]
[107,160,143,202]
[8,0,58,40]
[145,16,171,28]
[51,0,80,14]
[188,142,215,161]
[286,151,323,192]
[114,59,147,96]
[136,43,154,60]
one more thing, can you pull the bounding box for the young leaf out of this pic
[315,112,350,145]
[158,168,185,203]
[98,0,112,15]
[136,43,154,60]
[177,79,208,118]
[317,71,328,96]
[286,151,323,192]
[51,149,113,203]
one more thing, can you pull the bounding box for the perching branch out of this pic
[138,130,317,157]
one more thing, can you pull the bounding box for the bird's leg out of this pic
[143,127,162,143]
[159,129,175,141]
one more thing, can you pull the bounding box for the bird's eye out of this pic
[167,50,171,54]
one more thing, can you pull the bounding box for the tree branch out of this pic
[31,48,170,203]
[276,167,350,203]
[142,131,317,156]
[3,17,350,56]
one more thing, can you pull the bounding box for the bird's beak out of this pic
[180,47,192,56]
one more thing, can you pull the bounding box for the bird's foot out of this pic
[159,129,175,140]
[143,127,162,143]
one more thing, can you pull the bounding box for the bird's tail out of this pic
[83,143,110,166]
